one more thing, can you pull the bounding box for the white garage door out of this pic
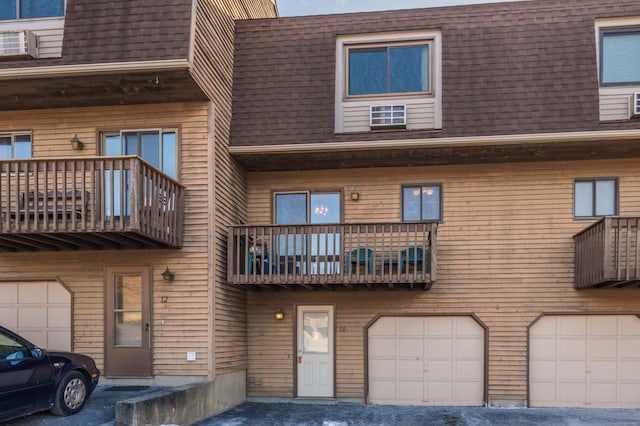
[368,315,485,406]
[530,315,640,408]
[0,281,71,351]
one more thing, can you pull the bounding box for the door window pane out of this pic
[275,193,307,224]
[13,135,31,159]
[303,312,329,353]
[602,31,640,84]
[0,137,11,159]
[162,132,177,179]
[114,275,142,347]
[141,132,160,169]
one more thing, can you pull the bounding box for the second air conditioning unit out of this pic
[0,30,37,58]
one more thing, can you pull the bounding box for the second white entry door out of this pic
[297,305,334,397]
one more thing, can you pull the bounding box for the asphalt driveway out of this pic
[6,388,640,425]
[195,402,640,426]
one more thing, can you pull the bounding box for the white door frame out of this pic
[296,305,335,397]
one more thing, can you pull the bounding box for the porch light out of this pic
[350,191,360,201]
[275,309,284,320]
[161,266,174,282]
[69,134,84,150]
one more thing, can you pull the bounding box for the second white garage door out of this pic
[368,315,485,406]
[530,314,640,408]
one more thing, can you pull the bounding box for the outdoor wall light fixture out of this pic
[275,308,284,320]
[350,191,360,201]
[69,134,84,150]
[161,266,175,282]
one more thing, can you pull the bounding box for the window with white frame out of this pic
[574,178,617,218]
[0,133,31,159]
[347,42,430,96]
[0,0,64,20]
[600,28,640,85]
[402,184,442,222]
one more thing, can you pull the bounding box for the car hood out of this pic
[46,350,100,377]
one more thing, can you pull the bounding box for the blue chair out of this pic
[346,247,374,274]
[248,241,270,275]
[400,247,427,273]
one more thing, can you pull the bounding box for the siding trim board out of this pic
[0,59,191,80]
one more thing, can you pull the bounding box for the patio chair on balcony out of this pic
[345,247,374,274]
[248,238,271,275]
[400,247,427,273]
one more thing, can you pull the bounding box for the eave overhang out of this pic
[229,129,640,171]
[0,60,208,110]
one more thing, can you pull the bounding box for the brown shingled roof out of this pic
[231,0,640,148]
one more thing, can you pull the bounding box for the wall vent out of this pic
[370,105,406,129]
[633,92,640,118]
[0,31,37,58]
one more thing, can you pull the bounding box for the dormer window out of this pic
[347,43,430,96]
[601,29,640,85]
[0,0,64,21]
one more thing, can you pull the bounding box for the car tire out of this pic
[50,371,89,416]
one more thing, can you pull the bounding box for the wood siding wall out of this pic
[244,158,640,401]
[192,0,277,377]
[0,103,211,377]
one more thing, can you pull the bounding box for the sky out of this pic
[277,0,523,17]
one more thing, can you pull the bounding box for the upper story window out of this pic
[0,0,64,20]
[402,184,442,222]
[600,29,640,85]
[574,178,617,218]
[335,31,442,133]
[0,133,31,159]
[347,43,430,96]
[101,129,178,180]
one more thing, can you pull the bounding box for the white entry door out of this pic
[297,305,334,397]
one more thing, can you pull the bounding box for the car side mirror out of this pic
[31,348,44,359]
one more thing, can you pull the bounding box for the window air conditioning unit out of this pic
[633,92,640,118]
[370,105,406,129]
[0,31,37,58]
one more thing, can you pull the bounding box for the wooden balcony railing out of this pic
[574,217,640,289]
[0,156,184,251]
[228,222,437,290]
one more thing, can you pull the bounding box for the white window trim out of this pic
[335,30,442,133]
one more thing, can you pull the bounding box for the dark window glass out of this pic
[574,179,617,218]
[20,0,64,19]
[601,30,640,84]
[349,49,386,95]
[0,0,17,20]
[348,44,429,96]
[403,185,441,221]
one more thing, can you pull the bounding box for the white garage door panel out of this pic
[530,315,640,408]
[369,316,485,406]
[0,281,71,351]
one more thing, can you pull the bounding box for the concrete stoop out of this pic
[115,371,246,426]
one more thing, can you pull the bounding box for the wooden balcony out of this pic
[0,156,184,251]
[228,222,437,290]
[574,217,640,289]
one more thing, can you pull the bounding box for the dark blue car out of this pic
[0,326,100,422]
